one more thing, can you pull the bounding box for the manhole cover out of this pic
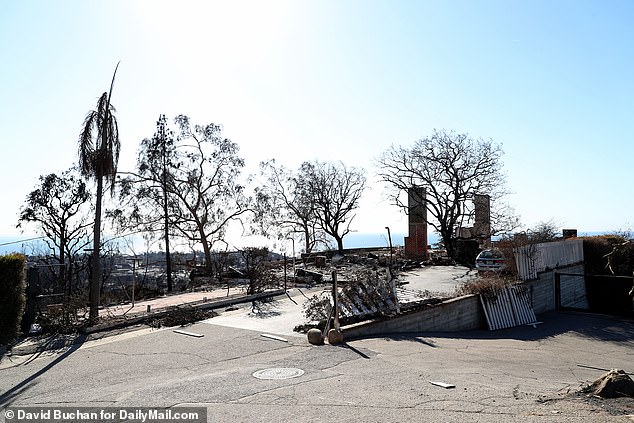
[252,368,305,380]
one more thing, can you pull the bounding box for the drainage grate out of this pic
[252,368,305,380]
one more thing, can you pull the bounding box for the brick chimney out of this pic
[404,187,428,259]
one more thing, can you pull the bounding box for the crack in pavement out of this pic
[232,373,342,404]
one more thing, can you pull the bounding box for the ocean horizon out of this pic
[0,232,432,256]
[0,231,615,256]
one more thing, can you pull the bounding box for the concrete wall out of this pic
[342,294,485,339]
[341,263,585,339]
[519,264,585,314]
[521,271,555,315]
[559,273,589,309]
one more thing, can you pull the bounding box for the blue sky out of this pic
[1,0,633,252]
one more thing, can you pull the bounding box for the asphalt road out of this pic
[1,309,633,422]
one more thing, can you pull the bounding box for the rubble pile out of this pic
[583,369,634,398]
[288,251,449,332]
[268,248,425,286]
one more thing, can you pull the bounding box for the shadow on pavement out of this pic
[0,334,87,407]
[414,311,634,343]
[249,299,282,318]
[340,342,371,359]
[380,335,437,347]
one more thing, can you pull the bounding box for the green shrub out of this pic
[0,254,27,345]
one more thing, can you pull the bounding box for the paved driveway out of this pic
[398,265,477,295]
[202,286,326,338]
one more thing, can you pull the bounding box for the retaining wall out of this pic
[520,264,585,314]
[341,264,585,339]
[342,294,484,339]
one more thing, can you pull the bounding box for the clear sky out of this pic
[1,0,633,251]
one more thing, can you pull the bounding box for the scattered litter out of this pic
[429,381,455,389]
[295,268,324,283]
[260,333,288,342]
[173,329,204,338]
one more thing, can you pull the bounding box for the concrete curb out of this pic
[8,289,286,356]
[81,289,286,334]
[9,334,86,356]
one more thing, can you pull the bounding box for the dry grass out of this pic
[454,274,515,297]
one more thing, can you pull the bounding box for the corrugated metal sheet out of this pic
[514,239,584,280]
[480,285,537,331]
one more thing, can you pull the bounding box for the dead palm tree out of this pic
[78,62,121,322]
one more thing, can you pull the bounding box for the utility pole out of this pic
[126,257,140,307]
[158,115,173,293]
[287,238,296,285]
[332,270,340,331]
[385,226,393,266]
[84,248,94,311]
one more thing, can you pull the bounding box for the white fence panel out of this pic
[514,239,584,281]
[479,285,537,330]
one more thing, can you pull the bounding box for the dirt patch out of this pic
[582,395,634,416]
[582,369,634,399]
[564,369,634,416]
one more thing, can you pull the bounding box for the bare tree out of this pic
[527,220,561,243]
[17,167,92,295]
[301,161,366,253]
[238,247,273,295]
[113,114,176,291]
[378,129,512,258]
[167,115,250,274]
[254,160,326,253]
[490,202,521,240]
[115,115,249,277]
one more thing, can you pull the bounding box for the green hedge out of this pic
[0,254,27,345]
